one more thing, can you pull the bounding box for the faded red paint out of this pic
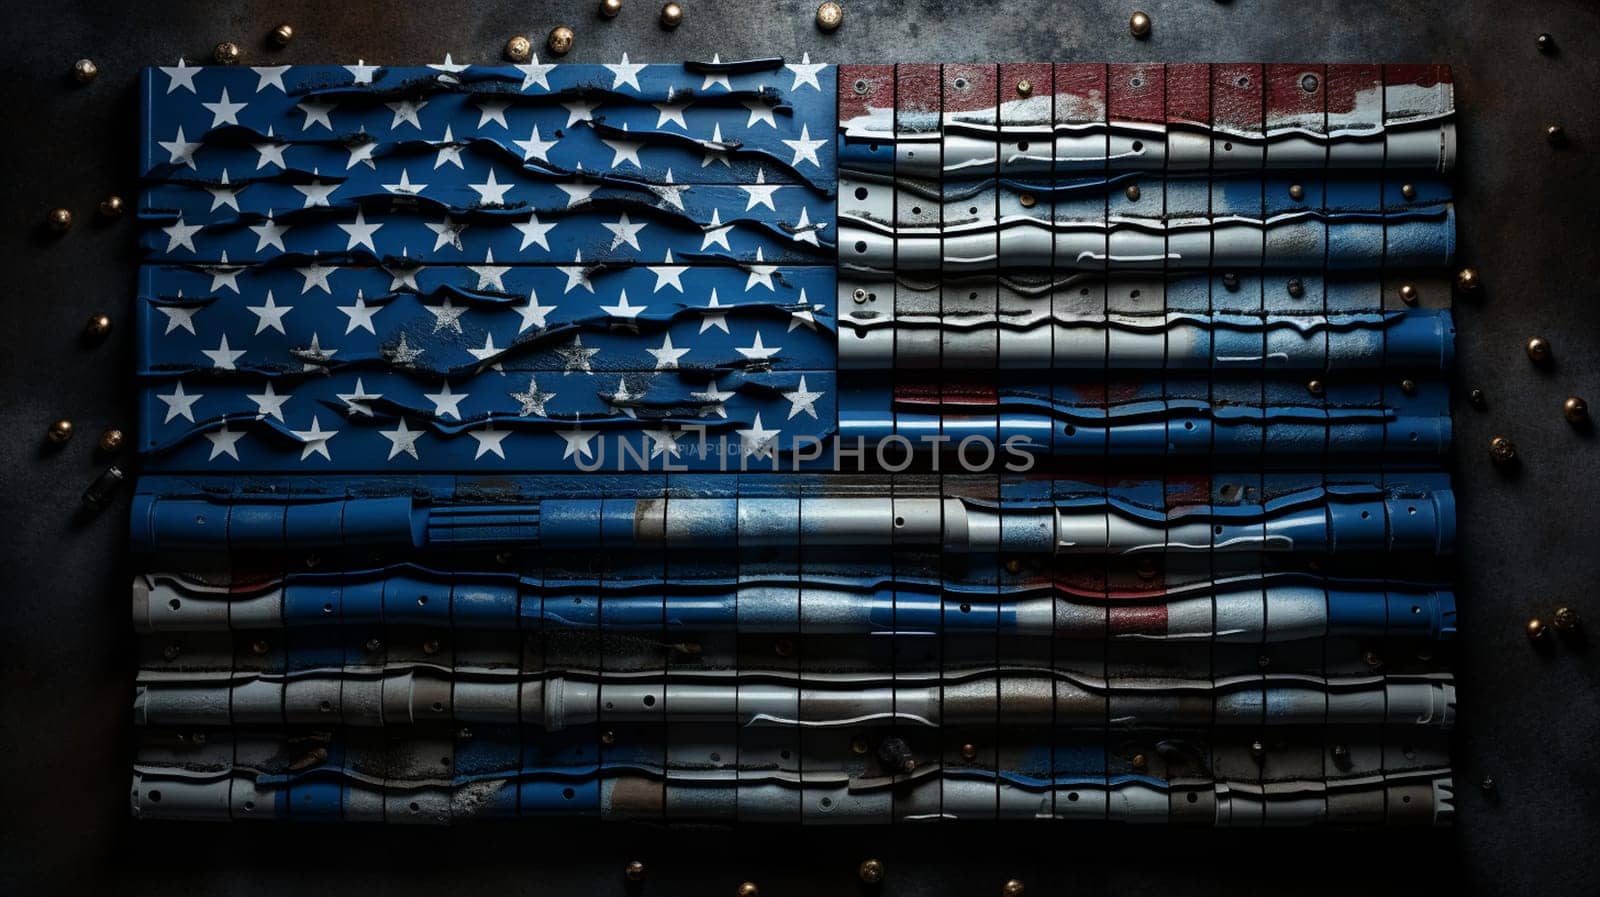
[1109,604,1169,636]
[1165,474,1212,507]
[1212,63,1264,133]
[1053,63,1107,125]
[1266,63,1324,132]
[1325,64,1382,124]
[837,64,892,122]
[943,63,998,114]
[1166,63,1210,126]
[1108,63,1164,124]
[895,63,942,121]
[1385,63,1451,89]
[940,381,1000,406]
[1001,62,1053,125]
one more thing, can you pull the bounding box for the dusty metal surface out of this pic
[0,1,1596,894]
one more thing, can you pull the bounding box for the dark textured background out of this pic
[1,1,1597,895]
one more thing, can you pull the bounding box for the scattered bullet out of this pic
[1489,436,1518,466]
[1537,33,1555,54]
[505,34,533,63]
[73,58,98,83]
[1016,78,1033,97]
[1469,388,1486,409]
[1125,184,1141,201]
[1526,336,1551,363]
[1129,10,1152,38]
[859,859,884,884]
[99,195,125,220]
[98,429,125,453]
[737,883,759,897]
[1527,618,1547,641]
[1401,182,1417,201]
[625,860,645,881]
[1288,183,1305,201]
[1307,379,1325,397]
[1546,123,1566,146]
[47,207,73,233]
[660,1,684,27]
[1564,396,1588,425]
[1553,607,1581,633]
[1398,283,1418,304]
[601,0,623,16]
[213,41,241,65]
[271,23,295,47]
[816,1,843,31]
[1455,267,1479,292]
[84,312,112,340]
[47,419,74,444]
[547,25,575,55]
[1003,880,1025,897]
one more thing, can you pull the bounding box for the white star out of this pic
[787,288,823,332]
[652,169,688,210]
[650,250,686,292]
[516,57,554,91]
[205,170,244,212]
[345,131,379,170]
[249,213,290,251]
[558,253,595,293]
[701,123,733,168]
[158,381,202,423]
[468,333,504,369]
[476,97,511,128]
[557,335,599,374]
[205,425,245,461]
[205,253,243,292]
[607,377,641,419]
[700,209,733,251]
[744,97,777,129]
[386,98,428,129]
[428,54,469,74]
[297,332,338,370]
[292,415,338,461]
[162,217,202,253]
[510,376,555,416]
[434,125,464,170]
[468,249,510,291]
[202,88,247,127]
[380,419,424,460]
[606,53,647,91]
[246,381,290,421]
[783,376,823,420]
[252,129,287,170]
[557,180,599,208]
[792,205,826,246]
[346,60,378,85]
[690,380,735,418]
[563,98,598,127]
[203,334,245,370]
[516,290,556,333]
[384,169,427,195]
[424,381,469,419]
[514,213,556,251]
[782,124,826,168]
[337,378,382,417]
[246,290,292,335]
[786,52,826,91]
[162,58,199,94]
[559,427,600,461]
[654,98,689,129]
[699,288,730,333]
[155,303,199,336]
[387,255,423,291]
[645,428,684,459]
[514,124,557,164]
[700,55,732,91]
[736,331,781,363]
[297,262,335,294]
[738,413,781,459]
[469,169,512,205]
[648,333,689,370]
[296,99,336,131]
[426,297,468,334]
[470,425,510,460]
[159,127,201,169]
[294,175,339,208]
[339,294,381,335]
[741,168,780,211]
[427,216,469,251]
[338,208,384,252]
[384,333,422,366]
[601,288,647,322]
[602,126,645,169]
[745,247,777,291]
[602,212,647,250]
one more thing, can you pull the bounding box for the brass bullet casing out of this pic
[1307,379,1325,397]
[859,859,885,884]
[1016,78,1032,97]
[1537,32,1555,54]
[625,860,645,882]
[84,312,113,339]
[816,1,843,31]
[1131,752,1148,771]
[47,207,73,232]
[99,194,125,219]
[1288,183,1305,201]
[1128,10,1151,38]
[1003,879,1026,897]
[1546,123,1566,146]
[505,35,533,63]
[422,639,442,655]
[1019,193,1037,208]
[600,728,616,745]
[47,419,74,444]
[1553,607,1581,632]
[960,742,978,761]
[1398,283,1418,304]
[601,0,624,17]
[1488,435,1518,466]
[1286,278,1305,299]
[250,638,271,655]
[73,58,98,83]
[271,23,295,46]
[1526,336,1551,363]
[1124,184,1141,202]
[1401,182,1417,201]
[547,25,575,55]
[1564,396,1588,424]
[660,1,684,28]
[737,883,759,897]
[213,41,241,65]
[98,428,125,453]
[1454,266,1479,292]
[1527,618,1547,641]
[1400,378,1418,395]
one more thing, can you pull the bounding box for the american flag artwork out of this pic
[131,58,1458,825]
